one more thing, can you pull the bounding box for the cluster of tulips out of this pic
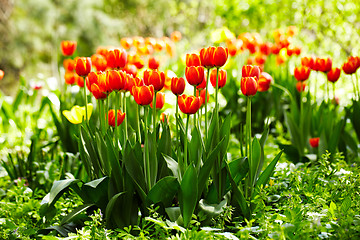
[225,26,302,70]
[294,55,360,99]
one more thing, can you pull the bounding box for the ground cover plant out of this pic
[1,1,360,239]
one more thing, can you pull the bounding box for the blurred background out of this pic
[1,0,359,95]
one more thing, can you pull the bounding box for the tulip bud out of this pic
[185,66,205,86]
[132,85,154,105]
[309,137,320,148]
[210,69,227,89]
[150,92,165,109]
[108,109,126,127]
[171,77,185,96]
[327,68,341,83]
[107,49,127,69]
[61,40,77,56]
[178,94,201,114]
[294,66,311,81]
[241,77,258,96]
[75,57,92,77]
[258,72,273,92]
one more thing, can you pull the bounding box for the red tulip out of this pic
[144,69,166,91]
[241,77,258,96]
[97,71,111,94]
[185,66,205,86]
[64,71,79,85]
[61,40,77,56]
[91,54,107,72]
[0,70,4,81]
[91,83,107,100]
[171,77,185,96]
[123,64,138,78]
[132,85,154,105]
[294,66,311,81]
[77,76,84,87]
[107,70,127,91]
[271,44,282,55]
[148,56,160,69]
[107,49,127,69]
[258,72,273,92]
[309,137,320,148]
[75,57,92,77]
[296,81,307,92]
[210,69,227,89]
[178,94,201,114]
[327,68,341,83]
[86,71,100,91]
[196,73,207,90]
[197,89,210,106]
[342,57,359,75]
[186,53,201,67]
[108,109,126,127]
[242,65,260,79]
[314,57,332,72]
[63,59,76,72]
[259,42,272,55]
[150,92,165,109]
[96,47,109,58]
[301,56,315,70]
[200,46,216,68]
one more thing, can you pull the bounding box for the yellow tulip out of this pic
[62,103,93,124]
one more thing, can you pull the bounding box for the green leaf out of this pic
[60,204,94,225]
[206,110,218,153]
[225,163,250,219]
[189,126,203,169]
[163,154,180,182]
[46,179,80,207]
[219,114,231,160]
[198,138,224,201]
[250,137,261,186]
[257,126,269,179]
[198,199,227,218]
[254,150,283,196]
[351,100,360,141]
[179,164,198,227]
[341,197,351,213]
[82,177,109,210]
[228,157,249,185]
[147,176,180,207]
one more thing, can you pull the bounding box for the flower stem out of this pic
[114,92,119,147]
[205,68,211,147]
[83,79,88,123]
[194,86,197,127]
[184,114,190,167]
[153,92,157,132]
[215,68,219,121]
[136,104,141,143]
[246,97,252,194]
[123,92,128,139]
[144,106,151,192]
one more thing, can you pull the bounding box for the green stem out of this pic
[205,68,211,147]
[153,91,157,132]
[144,106,151,192]
[332,82,336,101]
[314,72,317,104]
[176,98,181,167]
[246,97,252,194]
[184,114,190,168]
[83,78,88,123]
[123,92,128,139]
[98,100,103,134]
[136,104,141,143]
[114,92,119,147]
[215,68,219,120]
[194,86,197,127]
[272,83,296,106]
[105,96,109,131]
[299,82,304,156]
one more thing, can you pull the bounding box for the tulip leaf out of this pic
[189,126,203,169]
[219,114,231,160]
[179,164,198,227]
[225,163,250,219]
[251,137,261,186]
[163,154,181,182]
[105,133,123,193]
[147,176,179,207]
[228,157,249,186]
[351,100,360,141]
[254,150,283,197]
[47,179,80,207]
[82,177,109,210]
[60,203,94,226]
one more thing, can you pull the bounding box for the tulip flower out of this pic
[296,81,306,92]
[258,72,273,92]
[294,66,311,81]
[171,31,182,42]
[0,70,3,81]
[63,59,76,72]
[185,66,205,86]
[108,109,126,127]
[77,76,84,87]
[121,38,133,49]
[144,70,165,91]
[150,92,165,109]
[327,68,341,83]
[91,54,107,72]
[186,54,201,67]
[342,59,358,75]
[309,137,320,148]
[107,49,127,69]
[200,46,228,68]
[171,77,185,96]
[123,64,138,78]
[301,56,315,70]
[197,89,210,106]
[315,57,332,72]
[132,85,154,105]
[62,104,93,124]
[148,57,160,69]
[64,71,79,85]
[107,70,127,92]
[90,83,107,100]
[97,71,111,94]
[178,94,201,115]
[259,42,272,55]
[75,57,92,77]
[61,40,77,56]
[210,69,227,88]
[241,77,258,96]
[242,65,260,79]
